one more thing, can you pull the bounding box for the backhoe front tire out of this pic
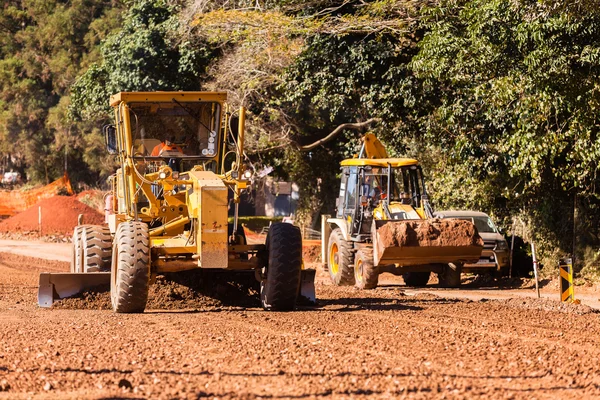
[354,248,379,289]
[82,225,112,272]
[403,271,431,287]
[260,223,302,311]
[110,222,150,313]
[438,263,462,288]
[327,228,355,286]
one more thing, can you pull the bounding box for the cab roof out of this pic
[340,158,419,168]
[110,91,228,107]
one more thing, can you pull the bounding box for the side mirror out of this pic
[103,125,118,155]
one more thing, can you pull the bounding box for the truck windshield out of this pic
[128,101,221,158]
[455,217,498,233]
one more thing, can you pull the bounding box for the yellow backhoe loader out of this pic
[38,91,315,312]
[321,134,483,289]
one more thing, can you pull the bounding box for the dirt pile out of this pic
[76,190,107,213]
[377,218,484,248]
[0,195,104,235]
[55,270,260,310]
[499,297,597,315]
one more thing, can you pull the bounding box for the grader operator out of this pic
[322,134,483,289]
[38,91,315,312]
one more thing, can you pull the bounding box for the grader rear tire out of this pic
[354,248,379,289]
[438,263,462,288]
[70,226,84,273]
[403,271,431,287]
[110,222,150,313]
[327,228,355,286]
[82,225,112,272]
[260,223,302,311]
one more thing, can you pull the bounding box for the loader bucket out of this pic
[38,272,110,307]
[298,268,316,305]
[372,219,483,267]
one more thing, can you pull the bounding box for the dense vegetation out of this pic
[1,0,600,272]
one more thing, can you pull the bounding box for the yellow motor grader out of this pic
[321,134,483,289]
[38,91,315,312]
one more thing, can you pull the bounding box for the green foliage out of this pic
[4,0,600,271]
[71,0,214,120]
[0,0,123,183]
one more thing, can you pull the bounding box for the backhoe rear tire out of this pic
[438,263,462,288]
[260,223,302,311]
[71,226,84,273]
[82,225,112,272]
[403,271,431,287]
[110,222,150,313]
[327,228,355,286]
[354,248,379,289]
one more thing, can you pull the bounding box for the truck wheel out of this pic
[438,263,462,288]
[354,248,378,289]
[261,223,302,311]
[327,228,355,286]
[71,226,84,273]
[403,271,431,287]
[82,225,112,272]
[110,222,150,313]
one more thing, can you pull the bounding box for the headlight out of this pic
[158,171,167,180]
[243,170,252,179]
[496,240,508,250]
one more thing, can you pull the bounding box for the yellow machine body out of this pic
[39,91,315,308]
[322,133,482,277]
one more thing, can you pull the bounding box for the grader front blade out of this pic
[38,272,110,307]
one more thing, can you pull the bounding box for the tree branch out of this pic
[250,117,380,154]
[299,117,380,151]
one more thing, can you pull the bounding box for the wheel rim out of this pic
[355,258,363,284]
[329,243,339,275]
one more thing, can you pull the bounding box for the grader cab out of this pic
[38,92,315,312]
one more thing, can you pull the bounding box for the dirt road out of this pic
[1,249,600,399]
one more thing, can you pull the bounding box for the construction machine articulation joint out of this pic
[39,91,315,312]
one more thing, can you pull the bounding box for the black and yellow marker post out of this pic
[559,258,574,302]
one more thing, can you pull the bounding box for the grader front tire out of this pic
[110,222,150,313]
[82,225,112,272]
[71,226,84,273]
[260,223,302,311]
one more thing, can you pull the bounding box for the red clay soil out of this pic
[0,195,104,236]
[302,244,321,263]
[377,218,484,247]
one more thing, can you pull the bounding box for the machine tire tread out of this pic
[327,228,355,286]
[438,263,462,288]
[71,225,85,273]
[261,223,302,311]
[111,222,150,313]
[82,225,112,272]
[354,247,378,289]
